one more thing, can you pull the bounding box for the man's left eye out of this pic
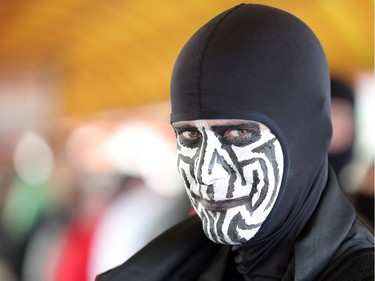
[181,130,200,140]
[224,129,251,139]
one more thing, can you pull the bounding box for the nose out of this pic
[195,130,231,186]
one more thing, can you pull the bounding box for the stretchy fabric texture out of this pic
[170,3,332,277]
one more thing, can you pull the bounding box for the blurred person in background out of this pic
[0,164,19,281]
[87,175,190,281]
[0,131,59,281]
[328,78,374,230]
[328,78,356,177]
[87,119,190,280]
[97,4,374,281]
[353,163,374,230]
[19,123,131,281]
[18,119,189,281]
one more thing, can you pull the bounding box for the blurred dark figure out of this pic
[328,78,356,176]
[328,77,374,230]
[354,163,374,229]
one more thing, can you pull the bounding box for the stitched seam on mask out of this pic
[195,4,243,113]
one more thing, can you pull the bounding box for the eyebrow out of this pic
[211,121,260,131]
[172,120,263,129]
[171,123,196,132]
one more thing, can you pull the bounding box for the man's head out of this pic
[170,4,332,245]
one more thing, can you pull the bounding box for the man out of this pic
[97,4,374,280]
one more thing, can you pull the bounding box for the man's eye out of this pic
[224,129,251,139]
[180,130,201,141]
[222,128,260,147]
[177,130,201,148]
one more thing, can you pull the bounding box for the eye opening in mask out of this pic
[173,119,270,148]
[218,123,263,147]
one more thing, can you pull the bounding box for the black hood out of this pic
[170,3,332,277]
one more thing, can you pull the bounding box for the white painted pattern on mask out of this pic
[174,120,284,245]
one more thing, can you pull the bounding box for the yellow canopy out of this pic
[0,1,373,116]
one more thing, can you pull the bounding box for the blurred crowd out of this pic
[0,73,373,281]
[0,80,191,281]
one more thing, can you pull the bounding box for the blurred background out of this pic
[0,1,373,280]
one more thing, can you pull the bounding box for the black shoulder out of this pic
[318,248,374,281]
[96,215,220,281]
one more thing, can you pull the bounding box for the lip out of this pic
[190,193,250,211]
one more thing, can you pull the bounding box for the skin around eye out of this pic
[172,120,265,147]
[221,127,261,147]
[210,121,261,144]
[224,128,251,139]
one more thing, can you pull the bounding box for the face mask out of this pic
[173,119,284,245]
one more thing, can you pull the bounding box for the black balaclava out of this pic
[170,3,332,279]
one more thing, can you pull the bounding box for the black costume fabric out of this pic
[96,4,374,281]
[96,169,373,281]
[171,3,332,279]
